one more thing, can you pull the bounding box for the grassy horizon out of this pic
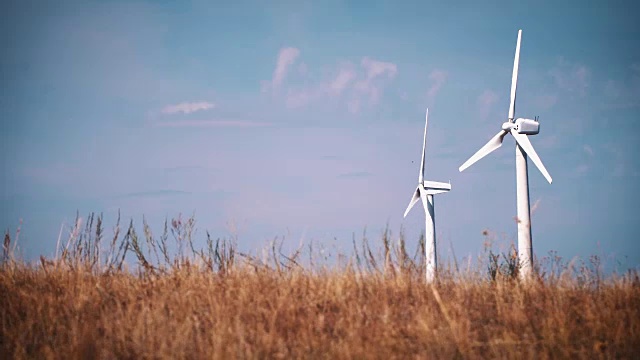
[1,213,639,359]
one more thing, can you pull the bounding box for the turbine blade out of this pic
[403,186,421,218]
[459,130,508,172]
[419,109,428,183]
[421,193,433,223]
[509,30,522,121]
[511,129,553,184]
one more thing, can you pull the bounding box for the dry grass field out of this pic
[1,214,639,359]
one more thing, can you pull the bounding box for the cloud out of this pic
[329,66,356,96]
[161,101,215,115]
[361,57,397,81]
[262,48,398,113]
[284,61,355,109]
[477,89,499,120]
[155,120,273,128]
[426,69,448,101]
[270,47,300,90]
[353,57,398,106]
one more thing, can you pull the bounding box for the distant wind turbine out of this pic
[404,109,451,282]
[458,29,553,279]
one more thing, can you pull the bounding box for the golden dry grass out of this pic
[1,214,639,359]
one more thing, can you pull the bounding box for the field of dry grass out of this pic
[1,214,639,359]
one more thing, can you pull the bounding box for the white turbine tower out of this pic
[458,29,553,279]
[404,109,451,283]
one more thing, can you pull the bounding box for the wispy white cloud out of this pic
[282,62,355,109]
[329,66,356,97]
[161,101,215,115]
[263,47,319,108]
[353,57,397,107]
[262,48,398,114]
[426,69,448,101]
[268,47,300,91]
[155,120,273,128]
[361,57,397,81]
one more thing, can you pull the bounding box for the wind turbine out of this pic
[458,29,552,279]
[404,109,451,283]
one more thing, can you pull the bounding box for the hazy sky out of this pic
[2,0,639,269]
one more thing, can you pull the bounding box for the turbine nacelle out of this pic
[514,118,539,135]
[501,118,539,135]
[423,180,451,195]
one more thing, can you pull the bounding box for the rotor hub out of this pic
[501,122,515,131]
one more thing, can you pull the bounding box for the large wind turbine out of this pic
[404,109,451,282]
[459,29,552,279]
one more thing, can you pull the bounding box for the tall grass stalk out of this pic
[1,213,638,358]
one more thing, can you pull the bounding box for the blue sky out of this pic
[2,0,639,270]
